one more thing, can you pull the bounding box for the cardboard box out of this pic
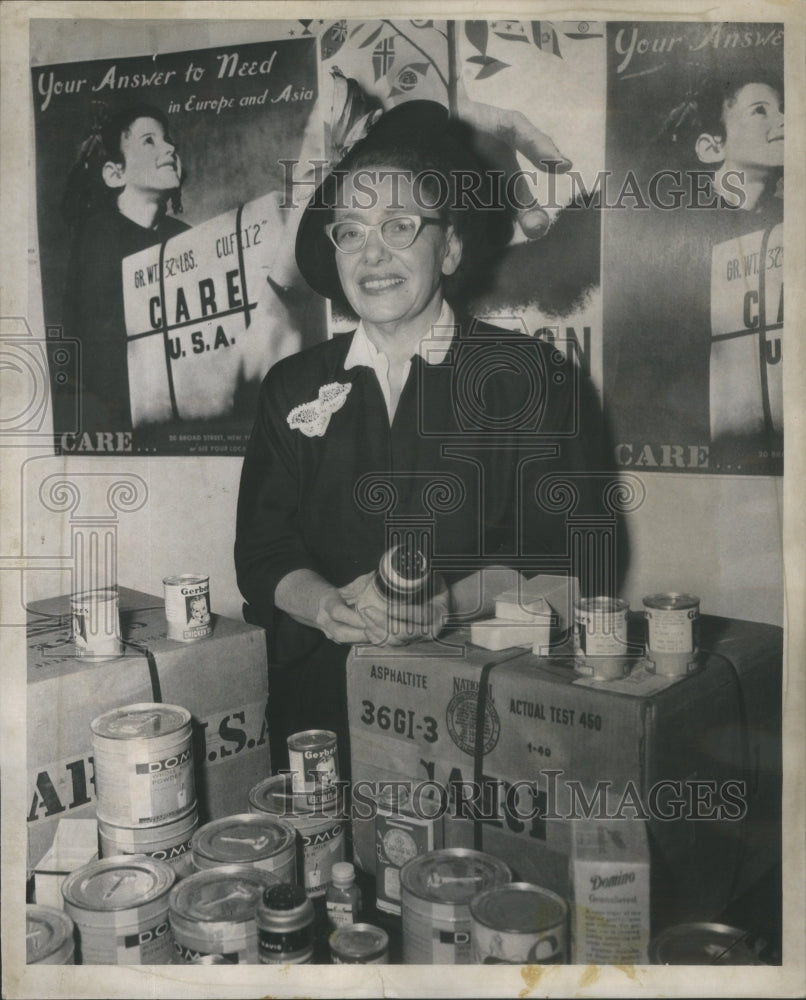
[346,614,781,932]
[27,587,271,871]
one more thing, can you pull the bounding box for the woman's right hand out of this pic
[275,568,380,646]
[315,590,377,646]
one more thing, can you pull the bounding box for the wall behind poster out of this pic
[22,17,783,628]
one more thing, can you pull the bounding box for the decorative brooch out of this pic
[287,382,352,438]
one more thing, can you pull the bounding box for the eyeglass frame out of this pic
[324,214,444,254]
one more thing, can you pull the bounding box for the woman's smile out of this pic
[333,169,461,340]
[357,273,407,294]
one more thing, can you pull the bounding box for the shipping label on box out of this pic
[27,589,271,869]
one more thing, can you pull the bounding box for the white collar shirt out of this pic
[343,300,457,420]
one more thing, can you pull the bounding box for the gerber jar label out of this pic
[163,574,212,641]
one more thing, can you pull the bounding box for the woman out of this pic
[235,101,602,776]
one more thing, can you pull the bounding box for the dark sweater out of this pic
[235,318,610,772]
[57,208,190,434]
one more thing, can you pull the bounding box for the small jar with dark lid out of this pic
[256,884,315,964]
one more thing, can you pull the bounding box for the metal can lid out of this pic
[248,774,341,818]
[650,922,762,964]
[261,883,309,912]
[643,593,700,611]
[256,884,313,931]
[379,544,428,593]
[287,730,337,752]
[26,905,75,964]
[576,596,629,614]
[330,923,389,961]
[470,882,567,933]
[169,864,278,924]
[163,574,209,587]
[400,848,511,904]
[90,702,191,740]
[192,814,296,864]
[62,855,175,911]
[70,587,118,606]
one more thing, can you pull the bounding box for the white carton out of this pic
[492,595,552,624]
[33,818,99,908]
[470,616,551,651]
[569,815,651,964]
[494,574,578,639]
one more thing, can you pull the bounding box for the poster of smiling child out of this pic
[31,34,326,456]
[603,21,783,477]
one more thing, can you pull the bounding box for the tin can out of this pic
[330,923,389,964]
[26,905,75,965]
[248,775,347,898]
[643,593,700,677]
[98,805,198,878]
[255,883,315,964]
[91,703,195,828]
[61,855,175,965]
[649,922,764,965]
[191,813,297,884]
[400,848,512,964]
[470,882,568,964]
[163,574,212,642]
[169,864,278,964]
[287,729,339,801]
[573,596,631,679]
[70,587,122,659]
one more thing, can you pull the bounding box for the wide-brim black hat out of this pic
[294,100,512,301]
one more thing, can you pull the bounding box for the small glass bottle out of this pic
[256,884,315,964]
[326,861,361,930]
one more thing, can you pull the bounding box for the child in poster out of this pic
[57,103,189,437]
[604,22,784,476]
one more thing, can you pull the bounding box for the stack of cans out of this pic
[190,813,298,884]
[247,729,348,901]
[169,864,279,963]
[91,702,198,880]
[61,855,176,964]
